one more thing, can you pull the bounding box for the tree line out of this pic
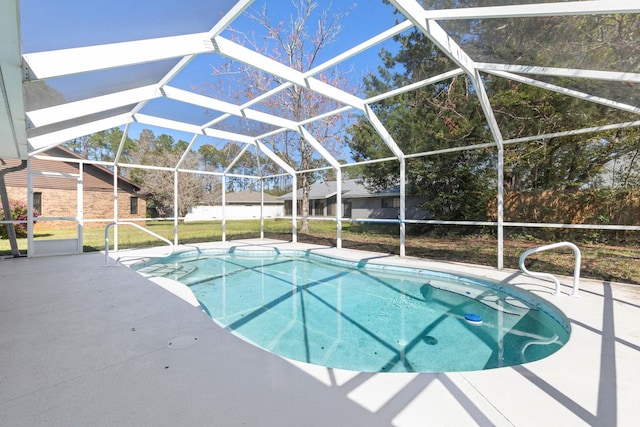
[348,4,640,233]
[64,1,639,237]
[66,128,292,217]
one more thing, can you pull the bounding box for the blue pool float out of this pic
[464,313,483,326]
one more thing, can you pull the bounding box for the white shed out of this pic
[184,190,284,222]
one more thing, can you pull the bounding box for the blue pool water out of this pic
[136,249,570,373]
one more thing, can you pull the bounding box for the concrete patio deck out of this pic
[1,239,639,426]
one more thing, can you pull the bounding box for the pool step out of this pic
[426,279,531,316]
[136,263,197,280]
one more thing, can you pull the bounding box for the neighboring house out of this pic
[184,189,284,222]
[279,179,429,220]
[1,146,146,229]
[598,151,640,188]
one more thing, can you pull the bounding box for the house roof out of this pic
[599,151,639,188]
[279,179,400,201]
[226,189,282,204]
[49,145,142,190]
[1,145,141,193]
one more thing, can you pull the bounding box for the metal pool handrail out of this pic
[104,221,174,266]
[519,242,581,297]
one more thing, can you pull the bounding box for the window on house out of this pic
[130,196,138,215]
[33,192,42,214]
[309,199,325,216]
[343,202,352,218]
[382,197,400,208]
[327,198,336,216]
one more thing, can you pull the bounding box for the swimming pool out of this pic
[136,249,570,373]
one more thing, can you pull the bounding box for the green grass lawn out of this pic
[2,219,639,285]
[0,219,335,253]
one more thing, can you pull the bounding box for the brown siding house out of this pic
[1,146,145,229]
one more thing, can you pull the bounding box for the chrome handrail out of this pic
[104,221,174,266]
[519,242,581,297]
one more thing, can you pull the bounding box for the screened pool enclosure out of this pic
[1,1,639,265]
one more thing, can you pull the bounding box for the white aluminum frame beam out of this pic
[27,85,161,128]
[223,143,252,175]
[254,126,291,141]
[134,56,197,126]
[133,114,202,136]
[207,0,255,38]
[306,20,414,78]
[257,152,265,239]
[363,105,404,160]
[222,172,258,180]
[126,0,253,92]
[0,0,28,159]
[210,21,414,131]
[298,126,341,170]
[294,124,343,246]
[202,127,256,145]
[28,113,134,151]
[117,162,175,172]
[162,86,242,117]
[477,63,640,84]
[23,32,217,81]
[175,134,200,170]
[390,0,475,74]
[473,69,505,150]
[243,108,299,131]
[405,142,496,159]
[177,168,224,177]
[423,1,640,20]
[113,122,131,164]
[487,70,640,116]
[366,69,464,104]
[298,106,353,128]
[503,120,640,147]
[162,86,299,130]
[26,83,302,143]
[391,0,506,265]
[133,113,257,145]
[255,140,296,176]
[390,0,505,149]
[212,36,365,110]
[254,137,298,241]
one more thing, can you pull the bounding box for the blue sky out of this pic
[21,0,405,153]
[21,0,401,91]
[20,0,234,52]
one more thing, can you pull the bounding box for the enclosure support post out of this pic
[0,160,26,257]
[291,173,297,243]
[113,165,118,252]
[173,170,179,246]
[78,162,84,253]
[336,168,342,249]
[112,122,130,252]
[497,146,504,269]
[399,157,406,257]
[260,177,264,240]
[27,160,33,257]
[221,175,226,242]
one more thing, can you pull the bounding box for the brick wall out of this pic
[5,186,146,230]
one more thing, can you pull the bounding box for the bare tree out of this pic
[128,130,220,217]
[210,0,356,232]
